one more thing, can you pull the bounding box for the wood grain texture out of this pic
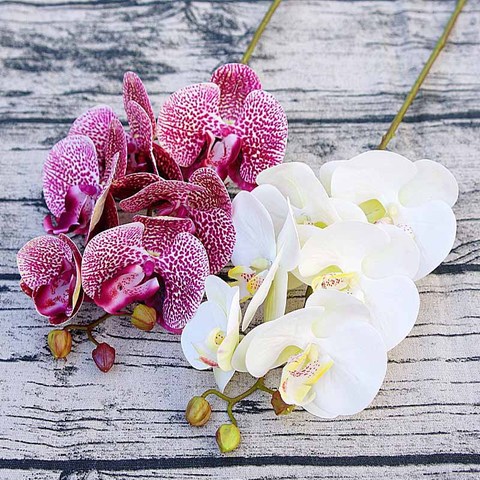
[0,0,479,479]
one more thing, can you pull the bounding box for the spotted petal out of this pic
[123,71,156,134]
[211,63,262,123]
[237,90,288,185]
[125,100,153,155]
[157,83,224,167]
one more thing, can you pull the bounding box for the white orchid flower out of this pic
[181,276,241,392]
[298,221,420,350]
[319,150,458,280]
[253,162,366,243]
[231,290,387,418]
[230,191,300,330]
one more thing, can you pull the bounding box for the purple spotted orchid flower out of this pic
[123,72,183,180]
[157,63,288,190]
[17,234,83,324]
[81,218,209,333]
[112,168,235,275]
[43,109,127,238]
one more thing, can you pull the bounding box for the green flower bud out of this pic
[47,329,72,359]
[271,390,295,416]
[131,304,156,331]
[186,396,211,426]
[216,423,241,453]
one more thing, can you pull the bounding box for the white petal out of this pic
[205,275,238,316]
[318,160,346,194]
[329,198,367,222]
[218,290,241,371]
[241,255,280,330]
[213,368,235,393]
[363,223,420,279]
[330,150,417,205]
[359,274,419,350]
[396,201,457,280]
[307,318,387,418]
[264,267,289,322]
[181,302,227,370]
[244,307,325,377]
[400,159,458,208]
[252,184,288,236]
[299,222,387,279]
[232,191,276,265]
[276,201,301,271]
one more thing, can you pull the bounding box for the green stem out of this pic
[378,0,467,149]
[201,377,275,426]
[241,0,283,65]
[64,312,130,344]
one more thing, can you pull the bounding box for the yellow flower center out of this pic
[311,265,357,292]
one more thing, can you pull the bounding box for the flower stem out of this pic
[201,377,275,426]
[241,0,283,65]
[378,0,467,149]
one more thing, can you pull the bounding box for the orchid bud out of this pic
[185,396,211,426]
[47,329,72,359]
[131,304,156,331]
[92,343,115,373]
[215,424,241,453]
[271,390,295,416]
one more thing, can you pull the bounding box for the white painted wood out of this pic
[0,0,479,478]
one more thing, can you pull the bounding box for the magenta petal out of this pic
[236,90,288,185]
[17,234,83,323]
[134,215,196,256]
[206,133,242,176]
[111,173,160,200]
[125,100,153,154]
[69,105,118,163]
[152,143,183,181]
[188,167,232,214]
[104,118,128,181]
[119,180,203,213]
[123,72,156,134]
[43,135,100,218]
[155,232,209,333]
[82,223,150,307]
[157,83,224,167]
[86,190,119,243]
[211,63,262,123]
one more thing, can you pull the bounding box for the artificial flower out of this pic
[81,217,209,333]
[298,221,420,350]
[229,191,300,330]
[181,276,241,392]
[116,168,235,274]
[157,63,288,190]
[17,234,83,324]
[232,290,387,418]
[44,113,127,237]
[319,150,458,279]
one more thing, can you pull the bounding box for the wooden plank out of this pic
[0,0,479,478]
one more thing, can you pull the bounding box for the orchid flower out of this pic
[115,168,235,274]
[232,290,387,418]
[181,276,241,392]
[123,72,183,180]
[157,63,288,190]
[253,162,366,242]
[44,110,127,238]
[298,221,420,350]
[17,234,83,324]
[230,191,300,330]
[319,150,458,280]
[81,217,209,333]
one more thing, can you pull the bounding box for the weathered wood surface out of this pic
[0,0,479,479]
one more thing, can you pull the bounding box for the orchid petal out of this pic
[123,71,156,134]
[43,135,100,218]
[237,90,288,185]
[263,267,288,322]
[399,159,458,208]
[276,201,300,271]
[69,105,118,164]
[359,274,419,350]
[125,100,153,154]
[205,275,238,317]
[157,83,223,167]
[188,168,232,214]
[318,160,345,194]
[104,117,128,181]
[330,151,417,205]
[329,198,367,222]
[155,232,209,333]
[252,184,289,236]
[152,143,183,181]
[111,172,159,200]
[211,63,262,123]
[213,368,235,393]
[396,201,457,280]
[217,290,241,371]
[232,191,276,265]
